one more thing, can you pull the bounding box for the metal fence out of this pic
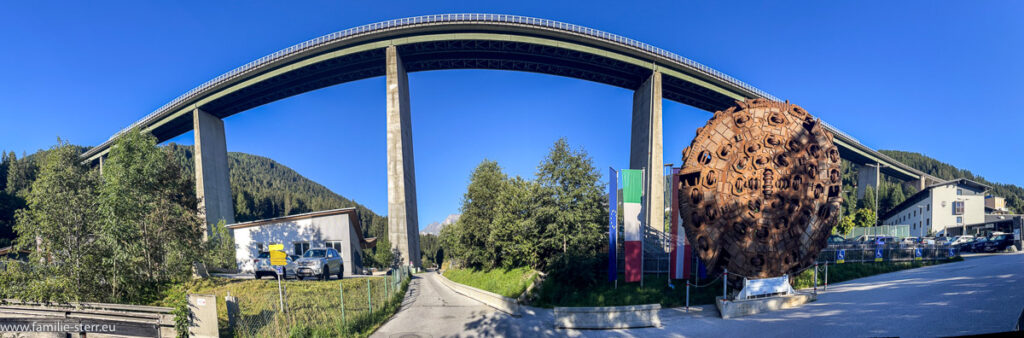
[848,225,911,239]
[228,265,411,337]
[816,244,959,264]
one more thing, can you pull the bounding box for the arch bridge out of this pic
[81,14,938,266]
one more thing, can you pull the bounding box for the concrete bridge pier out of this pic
[856,163,880,201]
[630,70,664,232]
[386,45,421,267]
[911,177,928,192]
[193,108,236,240]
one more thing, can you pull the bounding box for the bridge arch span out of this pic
[82,14,935,267]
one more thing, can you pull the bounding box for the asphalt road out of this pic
[372,271,565,338]
[373,254,1024,337]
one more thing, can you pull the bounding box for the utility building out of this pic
[881,179,989,237]
[228,208,375,277]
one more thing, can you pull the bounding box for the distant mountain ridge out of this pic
[879,150,1024,214]
[164,143,388,239]
[422,214,460,235]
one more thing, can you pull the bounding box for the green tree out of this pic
[852,208,877,228]
[859,185,877,212]
[833,215,855,236]
[5,151,38,198]
[9,141,103,302]
[532,138,607,281]
[99,130,204,302]
[206,220,236,270]
[890,183,906,208]
[454,160,507,269]
[489,177,541,269]
[373,234,396,268]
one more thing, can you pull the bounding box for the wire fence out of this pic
[227,265,411,337]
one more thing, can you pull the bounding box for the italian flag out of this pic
[622,169,644,283]
[669,168,690,280]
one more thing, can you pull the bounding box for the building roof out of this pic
[984,214,1023,223]
[926,178,990,192]
[226,207,376,249]
[881,178,990,221]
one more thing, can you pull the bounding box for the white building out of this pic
[228,207,375,276]
[881,179,989,237]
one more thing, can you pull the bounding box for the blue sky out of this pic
[1,1,1021,229]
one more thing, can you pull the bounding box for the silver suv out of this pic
[253,252,298,279]
[295,248,344,280]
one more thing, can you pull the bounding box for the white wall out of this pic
[232,213,363,276]
[930,184,984,235]
[883,183,986,237]
[884,192,933,237]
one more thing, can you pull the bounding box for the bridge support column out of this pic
[630,70,664,232]
[856,163,880,200]
[193,108,235,240]
[911,177,927,192]
[386,45,421,267]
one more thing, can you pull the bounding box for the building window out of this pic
[254,242,265,253]
[957,189,963,195]
[953,201,964,215]
[293,242,310,256]
[926,218,930,226]
[956,216,963,224]
[326,240,343,253]
[926,204,930,211]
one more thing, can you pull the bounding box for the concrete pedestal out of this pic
[716,292,816,319]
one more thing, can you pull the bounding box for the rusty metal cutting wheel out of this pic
[678,98,842,281]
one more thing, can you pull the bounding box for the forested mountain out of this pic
[880,150,1024,214]
[163,143,388,241]
[0,144,389,252]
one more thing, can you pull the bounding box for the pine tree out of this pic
[860,185,877,212]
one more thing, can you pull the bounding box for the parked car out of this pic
[875,236,899,245]
[827,235,846,245]
[981,233,1015,253]
[950,235,975,246]
[295,248,344,280]
[965,237,989,253]
[254,252,298,279]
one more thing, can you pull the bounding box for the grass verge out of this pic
[534,257,962,308]
[153,274,409,338]
[442,267,538,298]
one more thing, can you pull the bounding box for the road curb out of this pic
[435,272,521,316]
[553,304,661,329]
